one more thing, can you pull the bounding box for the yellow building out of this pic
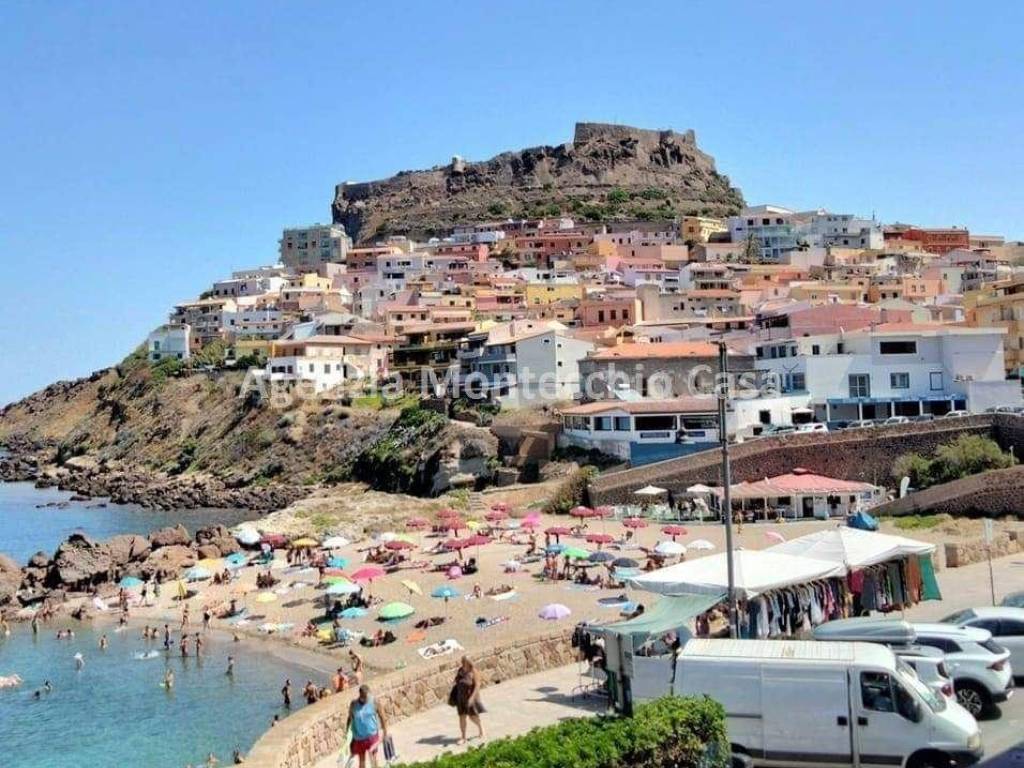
[523,282,585,306]
[286,273,333,291]
[789,280,869,303]
[965,278,1024,375]
[681,215,727,243]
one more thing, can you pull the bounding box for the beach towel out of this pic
[405,630,428,645]
[475,616,510,630]
[417,638,463,660]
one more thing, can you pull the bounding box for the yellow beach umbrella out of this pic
[255,592,278,603]
[466,520,481,531]
[401,579,422,596]
[290,538,319,548]
[196,558,222,570]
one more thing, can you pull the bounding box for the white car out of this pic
[912,623,1014,717]
[795,422,829,433]
[895,646,956,702]
[937,410,970,419]
[882,416,910,426]
[941,607,1024,680]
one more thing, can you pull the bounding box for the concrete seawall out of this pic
[244,628,575,768]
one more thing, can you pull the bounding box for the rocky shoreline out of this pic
[1,445,307,513]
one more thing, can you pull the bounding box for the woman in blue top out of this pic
[346,684,388,768]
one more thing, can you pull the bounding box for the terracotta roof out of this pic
[718,468,878,499]
[590,342,720,360]
[561,397,718,416]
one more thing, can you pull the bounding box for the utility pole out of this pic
[717,341,738,637]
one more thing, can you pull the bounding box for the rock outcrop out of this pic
[49,534,114,589]
[0,554,22,606]
[332,122,744,242]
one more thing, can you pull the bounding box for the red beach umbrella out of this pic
[385,540,415,551]
[405,517,430,530]
[439,518,465,532]
[520,519,540,530]
[661,525,688,540]
[351,566,386,582]
[622,518,647,529]
[466,534,491,547]
[484,510,507,522]
[570,506,594,518]
[585,533,614,549]
[443,538,470,551]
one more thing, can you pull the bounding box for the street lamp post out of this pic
[717,341,739,638]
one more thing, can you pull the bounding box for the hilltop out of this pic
[332,122,744,242]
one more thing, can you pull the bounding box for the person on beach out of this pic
[345,684,387,768]
[303,680,318,705]
[331,667,348,693]
[163,668,175,689]
[195,633,203,656]
[348,650,364,684]
[451,656,484,744]
[180,634,190,658]
[226,656,235,676]
[164,624,172,650]
[99,634,108,650]
[281,678,292,708]
[232,749,245,764]
[74,652,85,670]
[181,605,190,632]
[203,607,212,632]
[31,614,39,635]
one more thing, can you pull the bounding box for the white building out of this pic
[148,324,191,362]
[754,322,1022,422]
[264,335,392,393]
[728,205,882,262]
[468,320,594,407]
[279,224,351,270]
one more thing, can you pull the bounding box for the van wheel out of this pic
[954,681,990,717]
[908,751,951,768]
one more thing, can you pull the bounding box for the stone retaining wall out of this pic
[871,465,1024,519]
[944,531,1022,568]
[245,628,575,768]
[588,416,999,504]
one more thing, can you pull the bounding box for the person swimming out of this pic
[73,652,85,670]
[163,668,175,689]
[226,656,234,676]
[99,634,108,650]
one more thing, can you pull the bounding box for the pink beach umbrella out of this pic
[661,525,688,540]
[622,517,647,529]
[439,518,466,533]
[351,566,386,583]
[538,603,572,621]
[764,531,786,545]
[570,506,594,519]
[545,526,571,542]
[585,533,614,549]
[443,538,470,551]
[485,509,507,522]
[520,519,540,530]
[385,540,415,551]
[446,565,463,579]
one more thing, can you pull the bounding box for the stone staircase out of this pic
[467,491,487,517]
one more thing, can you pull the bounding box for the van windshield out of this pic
[896,663,945,713]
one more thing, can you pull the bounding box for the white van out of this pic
[673,639,981,768]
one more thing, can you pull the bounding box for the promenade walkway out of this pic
[314,664,604,767]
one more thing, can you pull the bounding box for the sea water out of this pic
[0,482,254,564]
[0,624,318,767]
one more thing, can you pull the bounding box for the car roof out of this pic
[913,623,991,641]
[967,606,1024,619]
[893,645,944,660]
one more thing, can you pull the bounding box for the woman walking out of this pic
[345,684,387,768]
[451,656,485,744]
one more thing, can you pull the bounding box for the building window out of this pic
[849,374,871,398]
[614,416,631,431]
[790,372,806,391]
[890,372,910,389]
[879,340,917,355]
[929,372,943,391]
[811,344,820,356]
[593,417,612,431]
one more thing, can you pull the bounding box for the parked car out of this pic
[909,414,935,423]
[940,607,1024,680]
[672,639,980,768]
[846,419,877,430]
[895,646,956,702]
[760,424,796,437]
[912,623,1014,717]
[882,416,910,426]
[985,405,1024,415]
[1000,591,1024,609]
[937,410,970,419]
[795,422,829,433]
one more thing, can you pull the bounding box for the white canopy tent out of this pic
[628,549,846,599]
[635,485,668,496]
[766,527,935,569]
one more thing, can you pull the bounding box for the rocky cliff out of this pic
[333,122,744,242]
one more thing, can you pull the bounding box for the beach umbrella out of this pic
[764,531,786,544]
[184,566,212,582]
[545,526,571,542]
[326,581,361,596]
[588,551,615,564]
[485,509,507,522]
[119,576,143,588]
[545,544,566,555]
[570,506,594,519]
[443,538,470,551]
[520,519,539,530]
[290,537,319,549]
[654,540,686,557]
[523,512,541,523]
[260,533,288,549]
[446,565,463,579]
[622,517,647,529]
[661,525,688,540]
[196,558,223,571]
[385,540,415,551]
[612,557,640,569]
[351,566,386,583]
[226,552,248,566]
[689,539,716,551]
[562,546,591,561]
[490,501,511,511]
[466,534,491,547]
[466,520,482,531]
[255,592,277,603]
[377,532,399,543]
[436,508,460,518]
[340,606,367,619]
[327,556,349,569]
[585,533,614,548]
[431,585,460,618]
[634,485,667,497]
[401,579,422,596]
[234,527,261,546]
[379,602,415,621]
[405,517,430,530]
[322,536,350,549]
[439,518,466,533]
[538,603,572,621]
[614,567,641,579]
[593,506,614,519]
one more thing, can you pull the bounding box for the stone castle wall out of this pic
[945,531,1022,568]
[244,628,575,768]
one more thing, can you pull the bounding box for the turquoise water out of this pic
[0,482,254,564]
[0,624,318,767]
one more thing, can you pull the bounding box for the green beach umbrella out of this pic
[378,602,415,621]
[562,547,592,560]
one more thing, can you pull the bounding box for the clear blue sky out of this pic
[2,1,1022,405]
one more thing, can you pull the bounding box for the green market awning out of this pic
[600,592,725,643]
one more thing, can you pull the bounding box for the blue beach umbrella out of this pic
[326,581,361,596]
[339,606,368,619]
[545,544,566,555]
[431,585,460,599]
[184,566,212,582]
[588,551,615,564]
[119,576,143,588]
[327,557,349,569]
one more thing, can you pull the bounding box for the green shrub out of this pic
[892,514,944,531]
[544,465,598,515]
[893,434,1015,488]
[400,696,728,768]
